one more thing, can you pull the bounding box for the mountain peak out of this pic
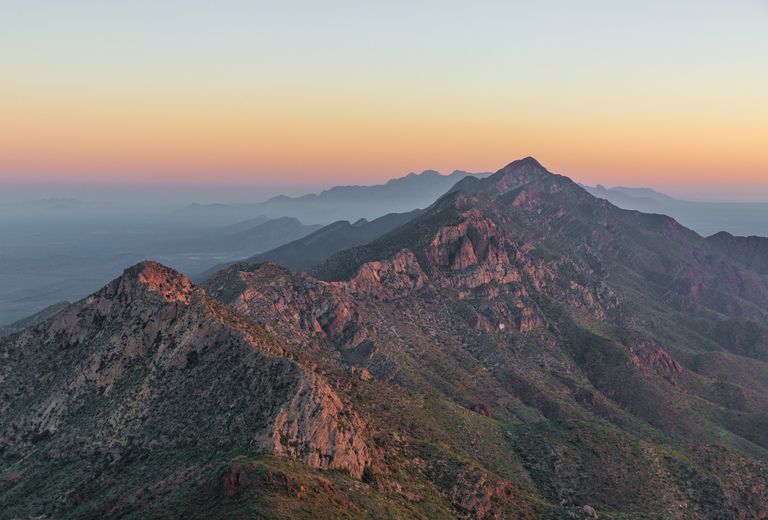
[492,156,549,181]
[504,156,545,170]
[481,156,572,197]
[445,157,555,198]
[117,260,193,304]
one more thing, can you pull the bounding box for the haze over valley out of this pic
[3,167,768,328]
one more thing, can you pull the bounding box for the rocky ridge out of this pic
[1,262,373,518]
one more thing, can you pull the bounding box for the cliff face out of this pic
[0,261,371,497]
[205,262,370,350]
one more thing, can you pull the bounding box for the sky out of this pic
[1,1,767,198]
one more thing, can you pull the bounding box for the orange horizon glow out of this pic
[1,2,766,193]
[2,83,766,183]
[2,93,765,189]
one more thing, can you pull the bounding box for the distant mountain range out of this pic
[5,158,768,518]
[151,216,322,259]
[180,169,490,225]
[582,184,677,206]
[180,177,768,239]
[0,300,69,337]
[200,209,423,277]
[583,184,768,237]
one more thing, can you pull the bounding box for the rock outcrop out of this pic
[347,249,428,299]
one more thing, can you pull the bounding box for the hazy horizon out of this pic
[3,169,768,206]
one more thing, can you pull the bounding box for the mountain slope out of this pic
[584,184,768,237]
[206,157,768,518]
[707,231,768,275]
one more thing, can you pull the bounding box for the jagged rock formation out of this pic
[205,262,370,350]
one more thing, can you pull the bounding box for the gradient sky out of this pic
[1,1,767,197]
